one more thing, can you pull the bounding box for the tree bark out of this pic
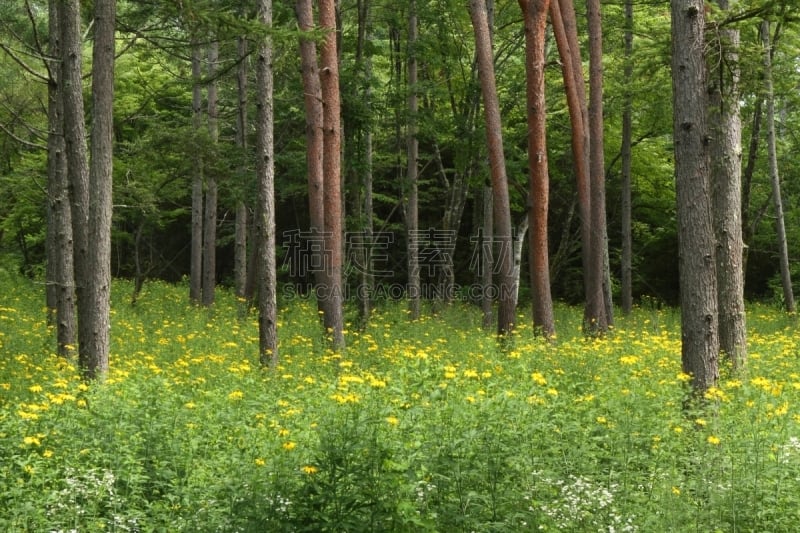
[320,0,346,349]
[741,97,762,278]
[469,0,516,335]
[203,40,219,306]
[256,0,278,366]
[761,20,795,313]
[709,0,746,368]
[520,0,555,338]
[61,0,89,340]
[235,31,249,299]
[481,185,494,330]
[620,0,633,314]
[551,0,591,301]
[356,0,374,326]
[78,0,115,377]
[47,0,76,356]
[407,0,421,320]
[189,42,203,304]
[296,0,328,318]
[584,0,610,334]
[671,0,719,393]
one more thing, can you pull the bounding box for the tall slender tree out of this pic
[46,0,76,356]
[469,0,516,335]
[620,0,633,315]
[256,0,278,366]
[203,40,219,306]
[320,0,345,349]
[189,42,204,304]
[708,0,746,367]
[234,24,249,299]
[295,0,328,318]
[407,0,421,320]
[61,0,89,341]
[585,0,610,334]
[761,20,795,313]
[519,0,555,338]
[551,0,590,308]
[671,0,719,393]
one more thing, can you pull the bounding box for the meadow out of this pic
[1,271,800,532]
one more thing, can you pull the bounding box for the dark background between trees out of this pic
[0,1,798,308]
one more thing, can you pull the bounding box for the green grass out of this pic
[1,270,799,532]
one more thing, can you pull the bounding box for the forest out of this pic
[2,0,800,530]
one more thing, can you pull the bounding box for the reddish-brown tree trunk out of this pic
[469,0,516,335]
[296,0,329,317]
[320,0,345,349]
[519,0,555,338]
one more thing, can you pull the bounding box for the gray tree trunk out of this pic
[481,185,494,329]
[513,215,529,310]
[203,41,219,306]
[190,43,203,304]
[356,0,374,326]
[407,0,421,320]
[47,0,76,356]
[671,0,719,393]
[235,33,249,299]
[620,0,633,314]
[77,0,116,377]
[256,0,278,366]
[709,0,746,368]
[61,0,89,332]
[761,21,795,313]
[584,0,609,334]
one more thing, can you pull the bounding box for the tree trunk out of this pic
[78,0,115,378]
[256,0,278,366]
[61,0,89,338]
[320,0,345,349]
[296,0,328,318]
[480,185,494,330]
[708,0,746,368]
[469,0,516,336]
[551,0,591,306]
[356,0,374,326]
[513,214,529,309]
[620,0,633,314]
[741,97,762,278]
[520,0,555,338]
[47,0,76,356]
[203,40,219,306]
[407,0,421,320]
[583,0,609,334]
[671,0,719,393]
[190,43,203,304]
[235,31,249,299]
[761,21,795,313]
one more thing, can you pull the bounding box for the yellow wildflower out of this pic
[227,390,244,401]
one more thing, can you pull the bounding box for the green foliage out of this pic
[3,276,800,530]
